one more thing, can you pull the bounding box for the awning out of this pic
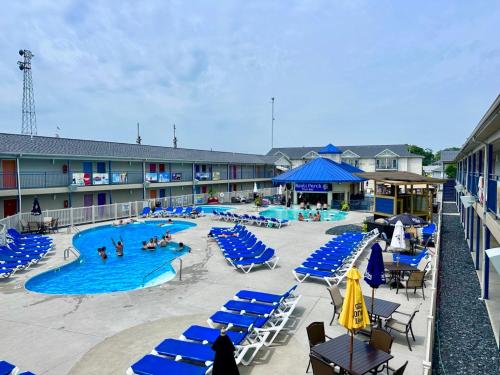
[355,171,447,185]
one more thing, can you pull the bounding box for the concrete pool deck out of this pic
[0,206,432,374]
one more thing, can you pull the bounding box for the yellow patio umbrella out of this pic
[338,266,371,367]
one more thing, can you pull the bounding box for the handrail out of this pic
[422,200,443,374]
[142,257,182,287]
[64,246,80,260]
[0,223,6,245]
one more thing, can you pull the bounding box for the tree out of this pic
[445,164,457,179]
[407,145,435,166]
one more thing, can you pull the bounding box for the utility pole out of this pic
[18,49,37,136]
[271,97,275,149]
[173,124,178,148]
[136,122,142,144]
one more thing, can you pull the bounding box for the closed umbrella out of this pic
[338,267,371,368]
[253,182,258,193]
[211,329,239,375]
[31,197,42,216]
[389,220,406,251]
[387,213,426,227]
[364,243,385,321]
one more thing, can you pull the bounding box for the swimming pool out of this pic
[260,206,348,221]
[196,205,235,214]
[25,220,196,295]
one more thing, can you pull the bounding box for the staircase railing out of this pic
[64,246,80,260]
[142,257,182,287]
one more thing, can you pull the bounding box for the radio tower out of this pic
[18,49,37,136]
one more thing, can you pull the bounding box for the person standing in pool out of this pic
[112,236,124,256]
[146,238,156,250]
[165,230,171,241]
[141,241,148,250]
[98,247,108,260]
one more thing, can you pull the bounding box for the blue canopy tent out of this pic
[272,157,366,208]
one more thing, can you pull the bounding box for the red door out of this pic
[149,190,157,199]
[3,199,17,217]
[2,160,17,189]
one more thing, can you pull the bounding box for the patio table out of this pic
[384,262,419,293]
[364,296,400,326]
[312,334,393,375]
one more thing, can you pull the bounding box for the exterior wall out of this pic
[110,189,143,204]
[170,163,193,181]
[407,157,423,174]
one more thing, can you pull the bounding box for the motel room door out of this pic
[2,160,17,189]
[3,199,17,217]
[84,193,93,221]
[149,190,157,199]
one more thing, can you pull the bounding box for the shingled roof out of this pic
[267,144,422,159]
[439,150,459,163]
[0,133,279,165]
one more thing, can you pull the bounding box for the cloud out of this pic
[0,0,498,152]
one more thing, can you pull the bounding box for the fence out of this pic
[422,200,442,374]
[0,187,279,238]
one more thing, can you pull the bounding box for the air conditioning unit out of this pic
[455,184,464,193]
[143,181,150,188]
[460,194,476,208]
[68,184,78,192]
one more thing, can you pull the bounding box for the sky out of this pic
[0,0,498,155]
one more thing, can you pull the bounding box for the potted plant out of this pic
[341,201,349,211]
[207,187,219,204]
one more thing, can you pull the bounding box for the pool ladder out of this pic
[64,246,80,260]
[142,258,182,287]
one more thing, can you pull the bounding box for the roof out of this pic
[268,144,422,159]
[456,95,500,160]
[355,171,447,184]
[439,150,459,163]
[318,143,342,154]
[0,133,278,165]
[272,157,366,184]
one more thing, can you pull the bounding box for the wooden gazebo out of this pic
[355,171,447,221]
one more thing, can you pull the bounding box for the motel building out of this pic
[0,133,285,218]
[272,144,365,207]
[454,94,500,345]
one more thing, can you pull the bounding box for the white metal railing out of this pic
[0,187,279,232]
[64,246,80,260]
[422,201,442,374]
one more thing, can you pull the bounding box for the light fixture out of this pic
[460,194,476,208]
[485,248,500,274]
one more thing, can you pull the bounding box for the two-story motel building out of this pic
[455,94,500,344]
[0,133,284,218]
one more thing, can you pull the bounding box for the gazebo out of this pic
[355,171,447,221]
[273,156,366,208]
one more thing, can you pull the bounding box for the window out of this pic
[343,158,359,167]
[376,158,398,170]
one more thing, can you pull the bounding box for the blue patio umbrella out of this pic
[364,242,385,319]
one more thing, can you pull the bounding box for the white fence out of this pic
[0,187,278,239]
[422,201,442,374]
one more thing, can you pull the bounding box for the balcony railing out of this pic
[0,169,275,190]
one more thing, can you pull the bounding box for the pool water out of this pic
[196,205,235,214]
[25,220,196,295]
[260,206,348,221]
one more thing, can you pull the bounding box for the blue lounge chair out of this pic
[0,360,18,375]
[140,207,151,217]
[180,325,269,366]
[153,338,214,366]
[172,207,184,217]
[182,206,193,217]
[223,300,276,317]
[128,354,209,375]
[293,266,341,287]
[235,285,299,306]
[208,311,264,330]
[233,248,279,273]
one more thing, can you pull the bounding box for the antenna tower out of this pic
[18,49,37,136]
[136,122,142,144]
[173,124,178,148]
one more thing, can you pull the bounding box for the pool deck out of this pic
[0,205,432,374]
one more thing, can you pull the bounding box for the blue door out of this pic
[83,162,92,174]
[96,162,106,173]
[97,193,106,205]
[159,189,165,198]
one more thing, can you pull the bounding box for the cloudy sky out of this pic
[0,1,498,154]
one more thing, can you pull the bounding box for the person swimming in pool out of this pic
[177,242,189,252]
[112,236,124,256]
[165,230,171,240]
[146,238,156,250]
[98,246,108,260]
[159,235,168,247]
[298,212,305,221]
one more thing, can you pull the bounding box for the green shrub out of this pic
[341,201,350,211]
